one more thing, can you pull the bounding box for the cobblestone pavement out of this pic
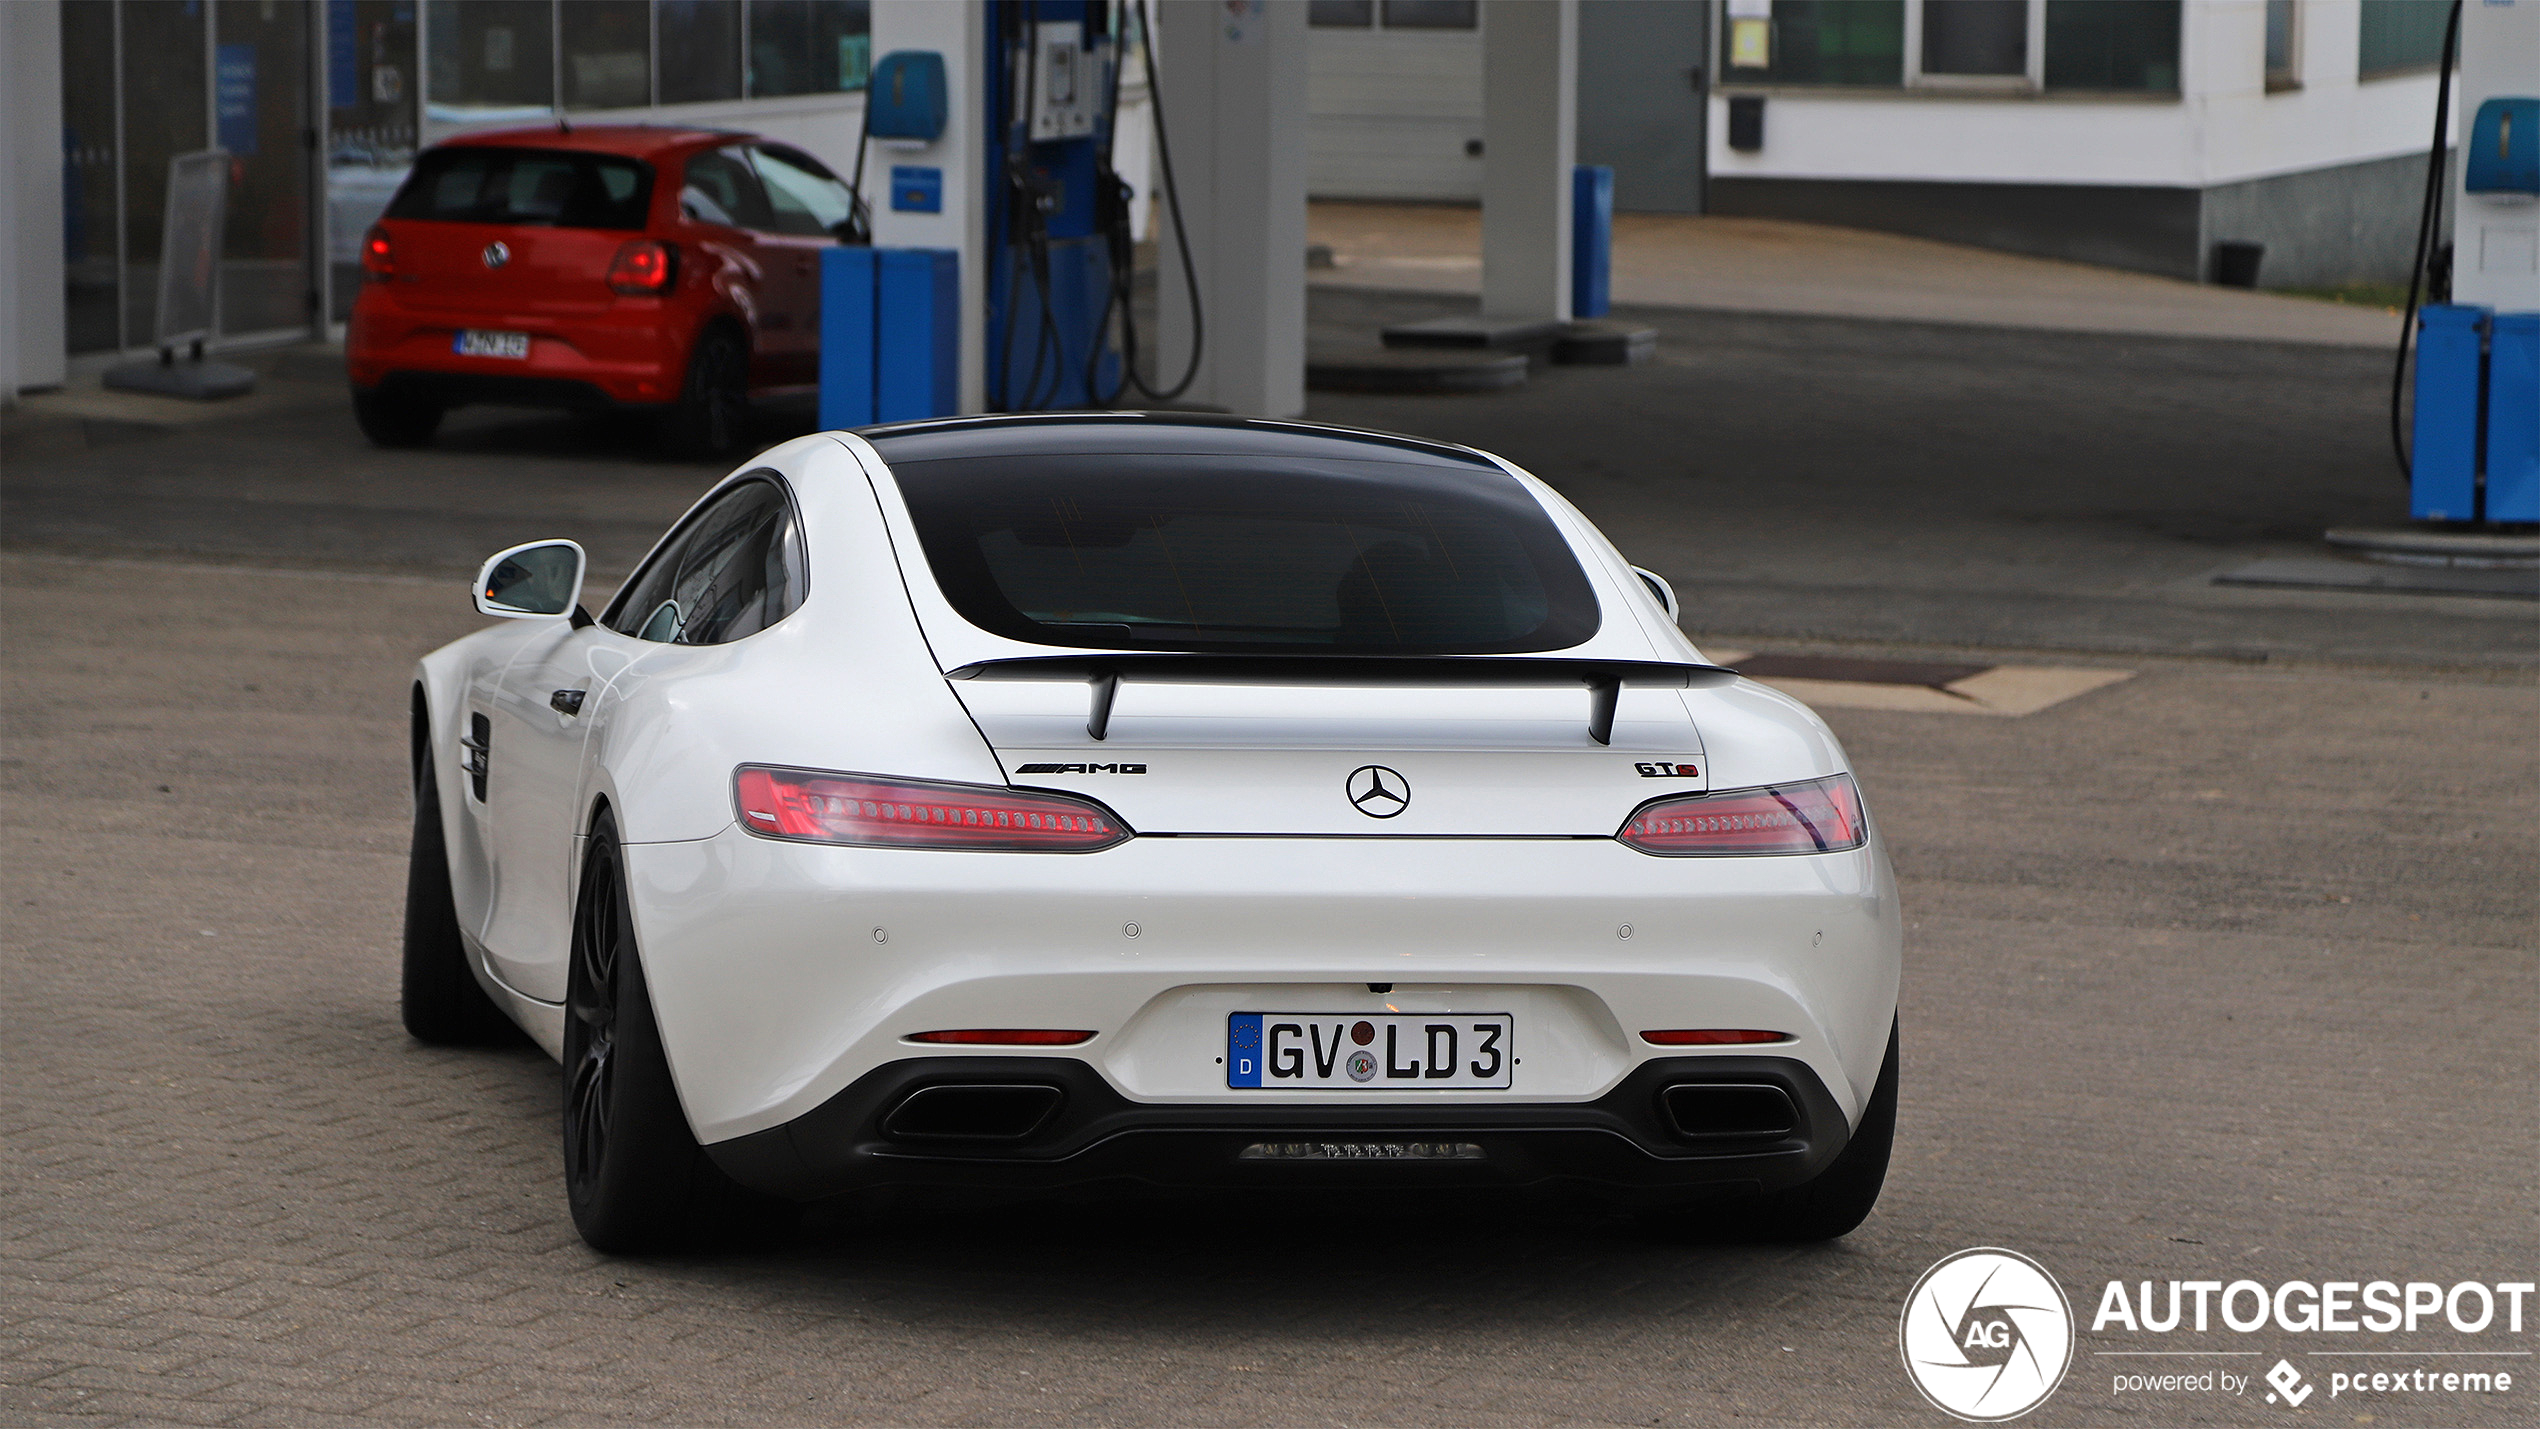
[2,553,2533,1428]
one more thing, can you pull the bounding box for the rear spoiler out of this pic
[943,654,1741,746]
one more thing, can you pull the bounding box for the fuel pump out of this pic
[985,0,1199,411]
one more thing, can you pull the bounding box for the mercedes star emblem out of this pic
[1345,765,1410,819]
[482,240,510,268]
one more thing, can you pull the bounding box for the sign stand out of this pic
[105,151,257,401]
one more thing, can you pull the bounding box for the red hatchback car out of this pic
[348,125,863,455]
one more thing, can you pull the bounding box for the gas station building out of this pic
[2,1,2532,418]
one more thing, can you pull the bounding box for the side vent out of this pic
[462,712,491,801]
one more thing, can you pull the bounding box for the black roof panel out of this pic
[852,412,1498,470]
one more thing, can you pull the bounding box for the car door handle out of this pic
[551,688,586,716]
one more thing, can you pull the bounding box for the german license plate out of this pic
[1227,1013,1513,1089]
[453,329,530,359]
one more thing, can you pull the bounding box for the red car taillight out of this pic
[1641,1029,1793,1046]
[606,238,675,295]
[1617,774,1866,856]
[734,766,1131,852]
[908,1030,1096,1046]
[360,224,394,281]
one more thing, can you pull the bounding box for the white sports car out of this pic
[404,414,1901,1251]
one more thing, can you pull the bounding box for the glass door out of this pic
[120,0,211,348]
[325,0,419,323]
[61,1,123,354]
[213,0,316,337]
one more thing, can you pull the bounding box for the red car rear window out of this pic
[386,147,654,230]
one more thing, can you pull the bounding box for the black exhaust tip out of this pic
[881,1083,1066,1143]
[1658,1083,1798,1141]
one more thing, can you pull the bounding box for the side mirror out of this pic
[1631,565,1681,623]
[474,540,587,620]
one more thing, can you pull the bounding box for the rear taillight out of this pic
[908,1030,1096,1046]
[606,238,675,295]
[360,224,394,281]
[1641,1029,1793,1046]
[1617,774,1865,856]
[734,766,1131,852]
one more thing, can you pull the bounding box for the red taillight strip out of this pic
[733,766,1132,852]
[907,1030,1096,1046]
[607,238,675,295]
[1641,1029,1793,1046]
[360,225,394,282]
[1616,774,1866,856]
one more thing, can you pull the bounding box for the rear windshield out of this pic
[891,455,1602,655]
[386,147,653,229]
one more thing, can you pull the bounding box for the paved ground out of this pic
[1308,203,2399,347]
[3,300,2533,1426]
[2,553,2530,1427]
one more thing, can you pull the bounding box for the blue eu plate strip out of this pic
[1226,1013,1263,1088]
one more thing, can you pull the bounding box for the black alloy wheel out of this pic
[561,834,625,1211]
[662,326,748,459]
[563,812,791,1251]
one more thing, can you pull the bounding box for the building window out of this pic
[1921,0,2027,78]
[1308,1,1473,31]
[563,1,652,110]
[2263,0,2297,90]
[425,0,554,116]
[1723,0,1906,88]
[657,0,742,104]
[1381,1,1477,28]
[748,1,871,97]
[1721,0,2175,94]
[2042,0,2179,92]
[2358,0,2449,78]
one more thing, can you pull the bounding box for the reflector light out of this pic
[607,238,675,294]
[1640,1029,1793,1046]
[733,766,1131,852]
[907,1029,1096,1046]
[1617,774,1865,856]
[360,225,394,281]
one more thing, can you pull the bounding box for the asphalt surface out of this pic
[3,301,2534,1426]
[8,291,2534,670]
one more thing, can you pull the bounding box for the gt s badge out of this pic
[1635,761,1701,778]
[1015,762,1146,775]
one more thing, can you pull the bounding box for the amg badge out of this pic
[1014,762,1146,775]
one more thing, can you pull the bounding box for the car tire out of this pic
[1650,1019,1897,1244]
[660,326,747,460]
[400,746,517,1045]
[352,385,444,448]
[1748,1018,1896,1240]
[564,812,790,1252]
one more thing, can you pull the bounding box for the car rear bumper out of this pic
[623,826,1903,1147]
[704,1053,1852,1203]
[346,291,685,407]
[359,368,657,413]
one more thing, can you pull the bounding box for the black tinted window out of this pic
[892,455,1600,655]
[387,147,652,229]
[605,477,807,645]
